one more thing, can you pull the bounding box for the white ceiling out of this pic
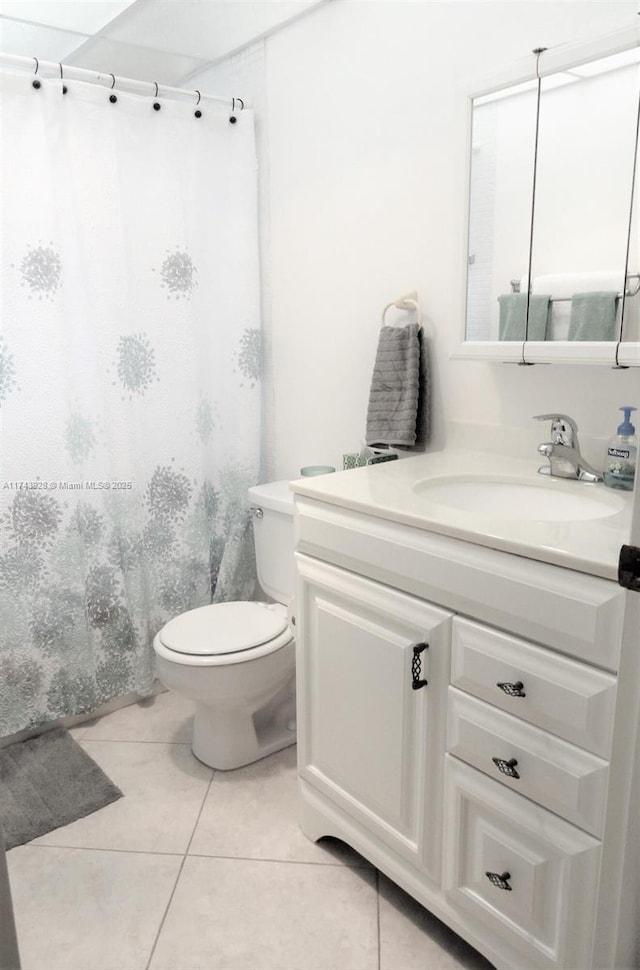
[0,0,326,85]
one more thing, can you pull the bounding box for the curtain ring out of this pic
[109,73,117,103]
[33,57,39,75]
[194,89,202,118]
[32,56,41,89]
[59,62,67,94]
[110,73,116,89]
[154,81,159,97]
[229,96,243,124]
[195,89,201,105]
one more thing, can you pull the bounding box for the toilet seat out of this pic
[154,601,293,668]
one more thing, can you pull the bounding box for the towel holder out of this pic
[382,290,423,327]
[506,273,640,302]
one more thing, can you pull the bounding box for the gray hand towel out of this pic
[568,291,618,341]
[366,323,421,448]
[498,293,550,341]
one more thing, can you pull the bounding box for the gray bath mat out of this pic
[0,726,123,850]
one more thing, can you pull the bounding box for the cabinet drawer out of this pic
[448,688,608,836]
[443,756,600,970]
[451,617,616,757]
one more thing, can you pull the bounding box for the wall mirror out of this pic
[459,27,640,366]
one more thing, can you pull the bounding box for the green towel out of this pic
[498,293,550,341]
[568,291,618,341]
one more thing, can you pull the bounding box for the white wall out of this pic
[194,0,639,481]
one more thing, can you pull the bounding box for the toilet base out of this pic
[192,697,296,770]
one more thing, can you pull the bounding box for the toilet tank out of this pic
[247,480,295,603]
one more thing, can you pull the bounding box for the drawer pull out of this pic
[496,680,526,698]
[485,870,512,891]
[411,643,428,690]
[492,757,520,779]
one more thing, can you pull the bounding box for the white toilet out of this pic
[152,480,296,770]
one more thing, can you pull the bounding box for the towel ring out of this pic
[381,290,423,327]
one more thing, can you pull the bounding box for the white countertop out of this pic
[290,450,634,581]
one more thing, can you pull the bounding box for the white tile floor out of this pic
[7,692,495,970]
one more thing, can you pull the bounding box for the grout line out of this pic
[20,843,372,869]
[79,738,192,745]
[17,843,185,857]
[144,768,216,970]
[20,834,371,868]
[185,769,216,856]
[185,850,373,870]
[376,869,381,970]
[144,853,188,970]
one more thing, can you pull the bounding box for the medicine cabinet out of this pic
[456,25,640,366]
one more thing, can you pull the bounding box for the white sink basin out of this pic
[413,475,625,522]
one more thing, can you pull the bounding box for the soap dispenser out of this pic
[604,406,637,491]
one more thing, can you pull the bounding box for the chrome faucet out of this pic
[534,413,603,482]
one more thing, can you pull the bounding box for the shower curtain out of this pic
[0,70,262,737]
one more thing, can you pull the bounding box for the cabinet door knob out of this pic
[411,642,428,690]
[496,680,526,697]
[492,757,520,779]
[485,870,512,891]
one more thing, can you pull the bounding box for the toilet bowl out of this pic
[153,600,295,769]
[152,481,296,770]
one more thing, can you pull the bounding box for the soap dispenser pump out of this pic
[604,406,637,491]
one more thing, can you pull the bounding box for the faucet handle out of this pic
[533,413,578,430]
[533,413,578,445]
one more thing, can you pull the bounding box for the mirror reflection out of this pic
[466,80,538,341]
[465,46,640,345]
[621,115,640,344]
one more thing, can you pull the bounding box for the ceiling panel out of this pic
[0,1,136,35]
[102,0,324,61]
[0,17,85,61]
[0,0,326,86]
[66,36,209,86]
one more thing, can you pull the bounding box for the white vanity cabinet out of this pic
[294,494,633,970]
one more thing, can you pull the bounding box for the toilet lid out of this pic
[159,602,288,657]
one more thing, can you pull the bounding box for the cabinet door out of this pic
[296,553,452,878]
[443,757,601,970]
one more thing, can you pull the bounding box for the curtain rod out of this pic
[0,51,241,109]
